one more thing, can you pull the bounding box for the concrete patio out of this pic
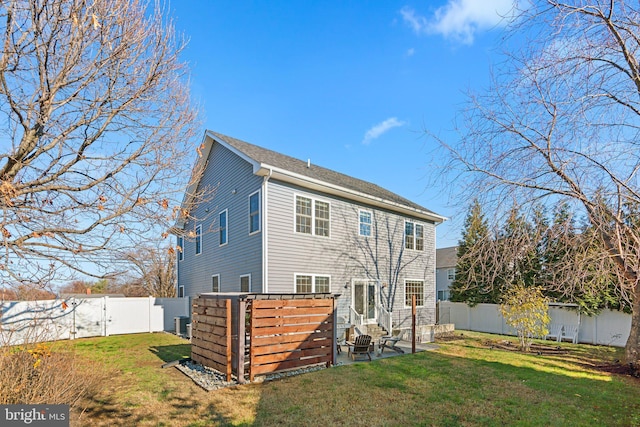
[335,339,438,366]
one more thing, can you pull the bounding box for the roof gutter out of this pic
[255,165,447,224]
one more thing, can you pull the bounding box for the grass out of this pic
[64,331,640,426]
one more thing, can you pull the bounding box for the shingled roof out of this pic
[176,131,446,228]
[210,131,441,217]
[436,246,458,269]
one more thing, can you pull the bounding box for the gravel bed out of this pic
[175,359,328,391]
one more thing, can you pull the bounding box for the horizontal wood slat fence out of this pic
[191,298,232,381]
[249,298,334,381]
[191,293,336,383]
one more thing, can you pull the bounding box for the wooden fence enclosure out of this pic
[191,293,336,383]
[190,298,233,381]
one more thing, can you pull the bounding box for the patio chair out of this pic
[348,334,372,361]
[560,324,579,344]
[545,324,562,342]
[380,329,406,354]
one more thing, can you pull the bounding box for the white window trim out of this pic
[404,279,425,308]
[240,274,251,292]
[219,209,228,246]
[212,274,220,292]
[178,285,185,298]
[447,268,455,280]
[177,236,183,261]
[358,209,372,237]
[404,220,424,251]
[415,223,424,251]
[249,190,261,235]
[294,273,332,293]
[195,225,202,255]
[293,194,331,238]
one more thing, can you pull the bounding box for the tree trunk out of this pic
[626,285,640,365]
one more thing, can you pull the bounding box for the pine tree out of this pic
[450,199,493,304]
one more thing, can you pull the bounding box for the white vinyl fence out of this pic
[0,296,191,346]
[439,301,632,347]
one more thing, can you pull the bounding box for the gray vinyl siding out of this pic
[177,143,263,297]
[177,137,438,327]
[265,179,437,326]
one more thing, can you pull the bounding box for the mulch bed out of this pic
[482,339,568,355]
[435,332,466,342]
[596,362,640,379]
[482,338,640,381]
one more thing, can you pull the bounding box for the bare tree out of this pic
[0,0,201,288]
[119,245,176,297]
[338,208,434,328]
[437,1,640,364]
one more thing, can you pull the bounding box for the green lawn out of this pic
[65,331,640,426]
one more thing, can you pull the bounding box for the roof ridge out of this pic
[211,131,398,192]
[207,130,443,221]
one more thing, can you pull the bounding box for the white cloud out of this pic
[399,6,429,34]
[362,117,406,145]
[401,0,517,45]
[406,47,415,57]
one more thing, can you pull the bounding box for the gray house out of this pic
[436,246,458,301]
[174,131,445,336]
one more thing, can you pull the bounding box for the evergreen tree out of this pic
[503,204,542,290]
[450,200,493,304]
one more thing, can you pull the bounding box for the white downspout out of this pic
[262,169,273,292]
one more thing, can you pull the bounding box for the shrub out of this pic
[500,284,551,352]
[0,342,105,408]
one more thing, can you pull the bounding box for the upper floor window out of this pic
[405,221,424,251]
[416,224,424,251]
[249,191,260,234]
[219,209,228,246]
[295,274,330,293]
[359,210,372,237]
[195,225,202,255]
[296,196,312,234]
[212,274,220,292]
[295,195,330,237]
[240,274,251,292]
[405,279,424,307]
[177,236,183,261]
[447,268,455,280]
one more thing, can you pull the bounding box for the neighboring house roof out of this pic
[436,246,458,269]
[177,131,446,228]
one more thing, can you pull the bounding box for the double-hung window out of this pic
[219,209,228,246]
[195,225,202,255]
[295,195,330,237]
[448,268,455,280]
[404,221,424,251]
[405,280,424,307]
[296,196,312,234]
[177,236,184,261]
[295,274,331,293]
[212,274,220,292]
[359,210,372,237]
[249,191,260,234]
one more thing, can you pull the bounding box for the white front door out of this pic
[353,280,377,324]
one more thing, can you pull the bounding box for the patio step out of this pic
[364,324,388,342]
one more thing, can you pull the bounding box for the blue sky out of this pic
[169,0,516,248]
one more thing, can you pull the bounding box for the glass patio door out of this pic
[353,280,377,324]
